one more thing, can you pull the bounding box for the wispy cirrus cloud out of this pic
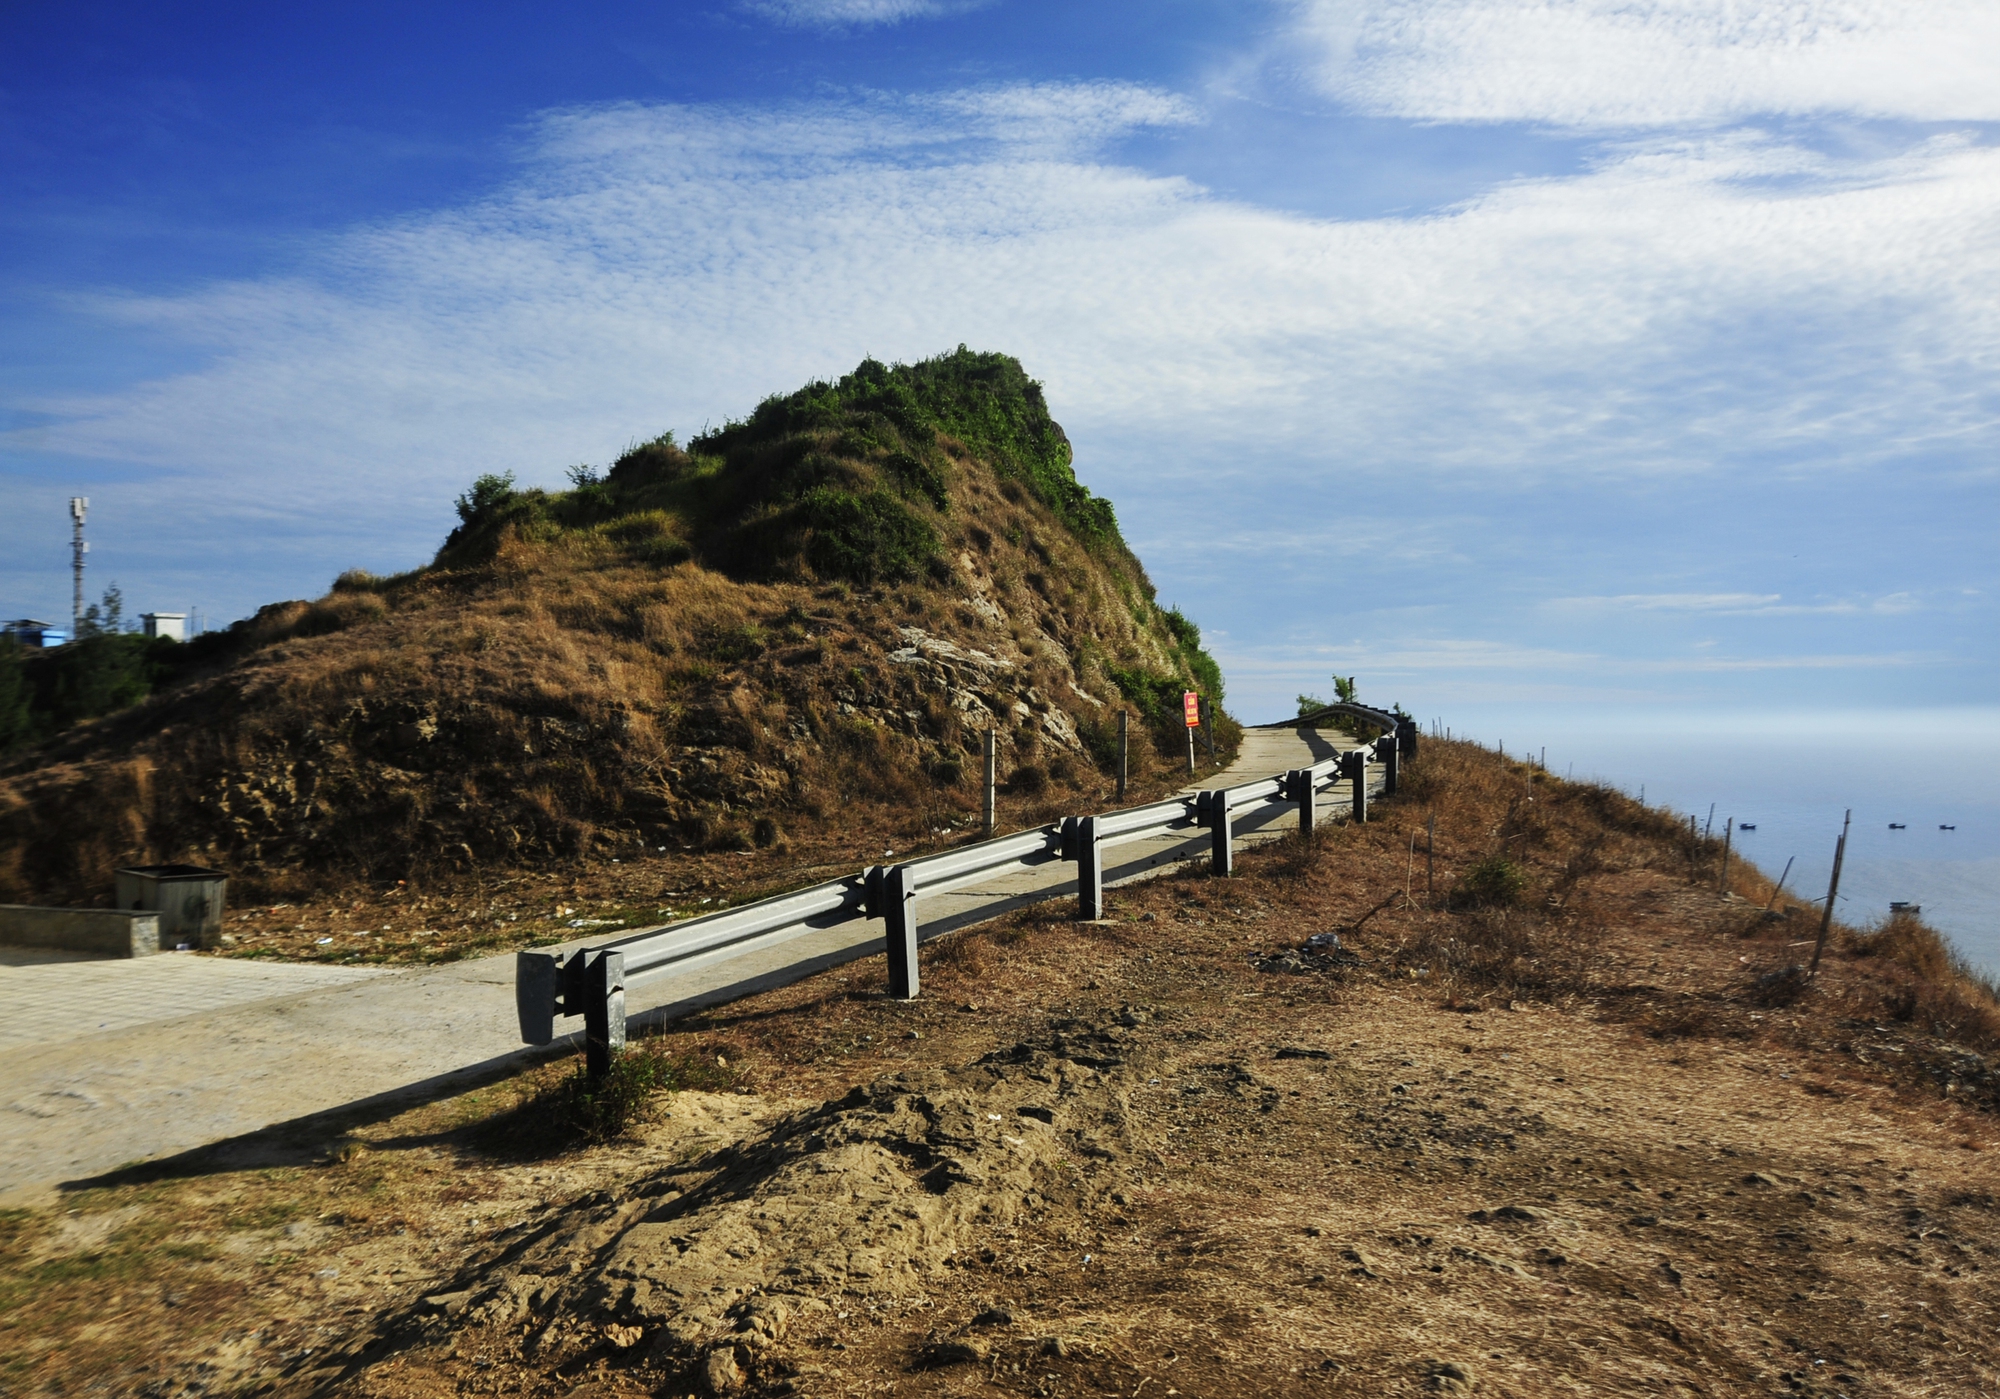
[1549,592,1783,612]
[743,0,988,30]
[18,94,1999,522]
[4,79,1995,711]
[1650,652,1936,673]
[1291,0,2000,127]
[1234,637,1933,675]
[1547,592,1928,616]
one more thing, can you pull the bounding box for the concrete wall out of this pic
[0,907,162,958]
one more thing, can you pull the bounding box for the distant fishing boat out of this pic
[1890,901,1922,915]
[1940,824,1957,830]
[1888,823,1906,830]
[1738,823,1756,830]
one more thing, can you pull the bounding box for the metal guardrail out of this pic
[519,706,1417,1075]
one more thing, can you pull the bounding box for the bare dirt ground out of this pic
[5,741,1997,1399]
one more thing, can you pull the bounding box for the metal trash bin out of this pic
[114,864,228,950]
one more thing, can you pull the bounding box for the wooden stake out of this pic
[1116,710,1128,802]
[982,727,997,835]
[1763,856,1795,913]
[1426,813,1436,905]
[1809,810,1851,976]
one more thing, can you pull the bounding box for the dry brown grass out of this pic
[6,738,1999,1398]
[0,443,1222,912]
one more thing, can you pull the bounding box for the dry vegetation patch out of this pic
[4,740,1998,1398]
[0,350,1235,914]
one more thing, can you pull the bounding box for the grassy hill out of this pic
[0,349,1233,905]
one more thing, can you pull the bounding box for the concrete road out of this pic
[0,723,1371,1202]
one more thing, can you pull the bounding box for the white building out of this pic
[141,612,187,641]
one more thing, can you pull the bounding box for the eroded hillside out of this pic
[0,350,1232,906]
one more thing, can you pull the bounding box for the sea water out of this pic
[1427,706,2000,978]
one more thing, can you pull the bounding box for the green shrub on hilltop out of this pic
[690,349,1113,544]
[435,348,1125,584]
[368,348,1229,764]
[795,488,938,585]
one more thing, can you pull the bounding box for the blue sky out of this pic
[3,0,1996,722]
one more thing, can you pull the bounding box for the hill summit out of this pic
[0,349,1232,904]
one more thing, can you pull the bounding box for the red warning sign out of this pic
[1183,691,1201,728]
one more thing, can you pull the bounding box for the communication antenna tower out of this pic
[69,497,88,638]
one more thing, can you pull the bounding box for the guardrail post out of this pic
[1075,815,1103,919]
[1349,750,1369,824]
[584,949,625,1081]
[1382,736,1399,796]
[882,863,920,999]
[515,949,561,1045]
[1287,769,1315,836]
[1399,717,1419,762]
[1201,790,1234,876]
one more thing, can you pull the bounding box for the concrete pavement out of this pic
[0,723,1368,1201]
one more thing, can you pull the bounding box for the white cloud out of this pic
[1651,652,1933,672]
[743,0,981,29]
[1229,636,1929,676]
[5,84,1998,639]
[1549,592,1785,612]
[1548,592,1930,615]
[1291,0,2000,127]
[41,118,2000,490]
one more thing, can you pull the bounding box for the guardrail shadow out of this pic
[53,1035,584,1193]
[1294,723,1344,763]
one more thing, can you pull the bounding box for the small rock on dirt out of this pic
[924,1337,992,1366]
[1468,1205,1543,1223]
[703,1346,745,1394]
[1428,1358,1477,1392]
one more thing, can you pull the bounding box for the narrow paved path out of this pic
[0,724,1370,1202]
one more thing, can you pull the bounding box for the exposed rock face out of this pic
[884,626,1082,753]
